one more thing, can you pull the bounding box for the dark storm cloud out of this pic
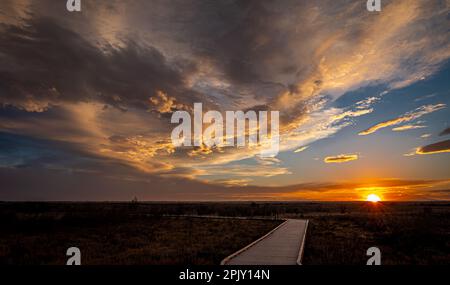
[156,0,359,85]
[439,127,450,136]
[0,17,199,112]
[416,139,450,155]
[0,131,118,170]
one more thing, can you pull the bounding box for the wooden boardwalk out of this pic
[221,219,309,265]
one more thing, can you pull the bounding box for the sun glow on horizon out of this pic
[367,194,382,203]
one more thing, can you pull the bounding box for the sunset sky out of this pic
[0,0,449,201]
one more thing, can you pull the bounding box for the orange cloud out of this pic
[227,179,450,201]
[359,104,445,135]
[324,153,358,163]
[149,90,190,114]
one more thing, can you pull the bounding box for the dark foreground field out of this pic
[0,202,448,265]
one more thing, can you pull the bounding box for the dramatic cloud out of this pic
[0,17,201,113]
[0,0,449,199]
[359,104,446,135]
[416,139,450,155]
[324,154,358,163]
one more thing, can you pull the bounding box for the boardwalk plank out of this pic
[222,219,308,265]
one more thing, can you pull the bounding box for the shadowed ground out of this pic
[0,202,448,265]
[0,208,280,265]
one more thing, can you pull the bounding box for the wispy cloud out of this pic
[355,96,381,110]
[331,109,374,122]
[359,104,445,135]
[211,178,253,187]
[403,150,416,157]
[294,146,309,153]
[392,124,426,132]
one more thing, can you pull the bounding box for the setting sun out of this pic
[367,194,381,203]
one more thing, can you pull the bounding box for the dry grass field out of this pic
[301,202,449,265]
[0,202,448,265]
[0,203,280,265]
